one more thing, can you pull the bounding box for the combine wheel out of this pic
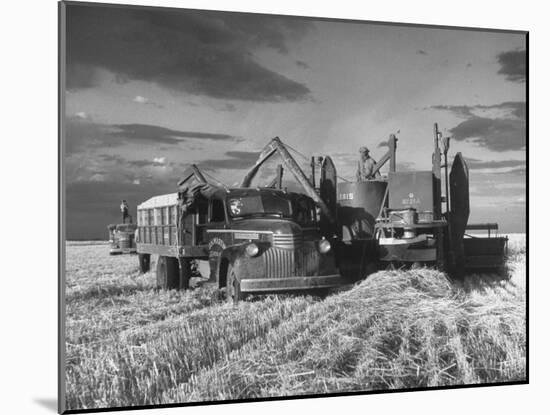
[138,253,151,273]
[156,256,180,290]
[226,264,246,304]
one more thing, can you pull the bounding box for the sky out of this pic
[63,3,526,239]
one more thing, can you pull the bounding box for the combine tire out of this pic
[226,264,245,304]
[156,256,180,290]
[138,254,151,273]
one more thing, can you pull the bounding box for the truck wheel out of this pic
[226,265,245,304]
[138,254,151,273]
[156,256,179,290]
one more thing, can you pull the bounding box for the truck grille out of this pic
[263,245,319,278]
[264,248,294,278]
[272,233,303,249]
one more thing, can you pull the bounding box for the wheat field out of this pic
[63,234,526,411]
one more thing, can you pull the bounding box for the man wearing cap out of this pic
[356,146,380,181]
[120,199,130,223]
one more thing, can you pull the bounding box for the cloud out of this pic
[431,102,525,120]
[98,153,125,163]
[497,49,526,82]
[109,124,238,144]
[416,49,428,55]
[65,117,108,154]
[198,150,262,170]
[116,158,169,169]
[295,60,310,69]
[133,95,148,104]
[133,95,164,108]
[66,5,312,102]
[430,104,475,118]
[509,166,526,175]
[125,160,153,168]
[219,103,237,112]
[449,117,525,152]
[463,157,525,170]
[430,101,526,152]
[65,117,239,154]
[89,173,107,182]
[66,63,100,89]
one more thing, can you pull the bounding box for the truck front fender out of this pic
[216,245,247,289]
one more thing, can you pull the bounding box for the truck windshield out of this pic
[228,194,292,218]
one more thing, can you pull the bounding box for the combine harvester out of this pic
[107,202,137,255]
[135,123,507,301]
[337,123,508,278]
[107,223,137,255]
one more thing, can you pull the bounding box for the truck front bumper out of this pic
[240,274,347,293]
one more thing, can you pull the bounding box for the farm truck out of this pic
[135,160,346,303]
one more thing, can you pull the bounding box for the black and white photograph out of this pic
[58,1,527,413]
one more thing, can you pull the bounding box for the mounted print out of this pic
[59,1,527,413]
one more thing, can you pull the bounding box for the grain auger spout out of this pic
[240,137,336,225]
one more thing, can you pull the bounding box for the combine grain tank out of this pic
[335,181,387,279]
[337,180,388,240]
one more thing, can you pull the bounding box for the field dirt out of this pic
[64,234,526,411]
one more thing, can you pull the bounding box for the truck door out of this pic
[206,198,232,281]
[194,199,208,245]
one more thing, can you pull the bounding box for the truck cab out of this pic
[136,187,345,302]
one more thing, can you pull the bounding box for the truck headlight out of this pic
[318,238,331,254]
[246,243,260,257]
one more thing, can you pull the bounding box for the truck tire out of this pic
[226,264,245,304]
[138,254,151,273]
[156,256,179,290]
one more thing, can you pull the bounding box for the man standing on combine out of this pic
[120,199,130,223]
[356,146,380,181]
